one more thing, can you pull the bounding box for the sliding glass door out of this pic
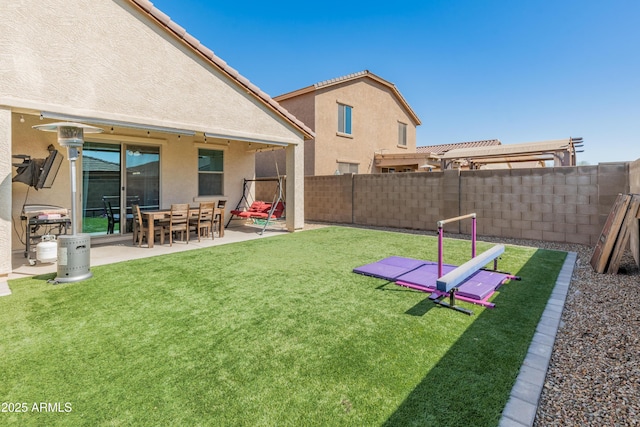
[82,142,121,234]
[125,145,160,214]
[82,142,159,235]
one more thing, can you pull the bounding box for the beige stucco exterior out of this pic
[256,71,420,177]
[1,1,305,145]
[314,77,418,175]
[0,0,311,277]
[0,108,11,271]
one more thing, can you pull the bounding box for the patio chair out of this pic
[132,204,162,247]
[160,203,190,246]
[103,199,120,234]
[213,200,226,237]
[190,202,215,241]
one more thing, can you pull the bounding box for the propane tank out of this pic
[36,235,57,263]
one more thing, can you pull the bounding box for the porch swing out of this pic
[226,177,285,235]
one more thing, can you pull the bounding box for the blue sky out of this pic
[150,0,640,165]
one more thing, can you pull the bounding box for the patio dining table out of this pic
[140,206,225,248]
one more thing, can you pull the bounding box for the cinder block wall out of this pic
[304,175,353,223]
[352,172,445,230]
[629,159,640,194]
[255,178,285,205]
[262,161,633,246]
[460,166,605,245]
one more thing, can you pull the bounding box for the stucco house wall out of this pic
[313,78,417,176]
[0,108,11,271]
[0,0,311,276]
[256,90,316,177]
[1,1,304,145]
[256,71,419,177]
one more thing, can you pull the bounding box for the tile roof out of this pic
[82,156,119,173]
[416,139,501,155]
[128,0,314,140]
[313,70,371,88]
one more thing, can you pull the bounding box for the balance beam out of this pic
[436,245,505,293]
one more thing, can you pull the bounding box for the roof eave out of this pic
[273,85,316,102]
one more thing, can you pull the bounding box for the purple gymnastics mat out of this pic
[454,270,509,300]
[352,256,432,280]
[353,256,510,301]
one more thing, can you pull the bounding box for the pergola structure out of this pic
[374,138,584,172]
[373,152,440,172]
[439,138,583,170]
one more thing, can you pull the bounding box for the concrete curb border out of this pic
[499,251,577,426]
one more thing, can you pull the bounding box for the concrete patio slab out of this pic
[5,224,292,292]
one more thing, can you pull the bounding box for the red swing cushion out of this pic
[231,201,273,218]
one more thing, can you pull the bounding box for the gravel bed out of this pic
[533,244,640,426]
[308,223,640,425]
[464,234,639,426]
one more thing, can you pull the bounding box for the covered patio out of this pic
[7,221,303,286]
[1,0,313,283]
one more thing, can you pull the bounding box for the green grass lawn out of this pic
[82,216,112,234]
[0,227,566,426]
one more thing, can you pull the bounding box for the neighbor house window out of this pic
[398,122,407,147]
[198,149,224,195]
[338,103,352,135]
[337,162,358,174]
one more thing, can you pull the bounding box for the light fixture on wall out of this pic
[204,132,289,147]
[19,115,25,123]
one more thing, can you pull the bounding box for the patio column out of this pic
[285,139,304,231]
[0,107,12,277]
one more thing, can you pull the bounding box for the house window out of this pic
[398,122,407,147]
[198,149,224,196]
[338,103,352,135]
[337,162,358,174]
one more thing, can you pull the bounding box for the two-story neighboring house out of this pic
[256,71,421,177]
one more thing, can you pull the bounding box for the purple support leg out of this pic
[472,216,477,258]
[438,226,444,278]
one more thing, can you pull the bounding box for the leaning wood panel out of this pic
[632,195,640,268]
[606,195,640,273]
[590,194,631,273]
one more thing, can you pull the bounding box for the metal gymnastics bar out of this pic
[437,212,477,278]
